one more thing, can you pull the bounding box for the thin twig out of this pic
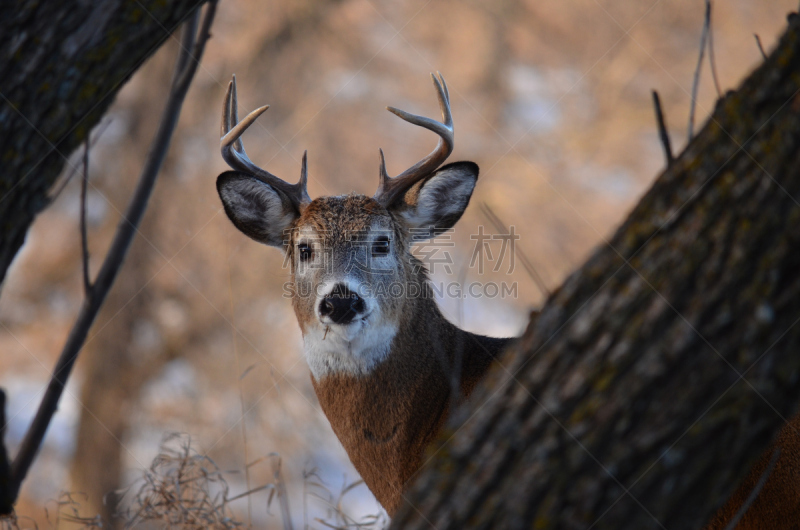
[722,448,781,530]
[651,90,673,167]
[48,119,113,204]
[688,0,712,140]
[755,34,767,60]
[80,140,92,296]
[6,0,218,504]
[480,203,550,299]
[271,456,294,530]
[225,483,271,503]
[706,0,722,97]
[0,390,11,515]
[225,242,252,524]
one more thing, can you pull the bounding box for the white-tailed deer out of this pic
[216,73,512,514]
[216,73,800,525]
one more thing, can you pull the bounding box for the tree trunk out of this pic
[0,0,205,286]
[392,11,800,530]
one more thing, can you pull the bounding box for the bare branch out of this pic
[175,2,216,93]
[480,202,550,299]
[47,119,113,204]
[755,34,768,59]
[4,1,218,508]
[270,456,294,530]
[80,140,92,297]
[651,90,674,167]
[706,1,722,96]
[689,0,712,140]
[722,448,781,530]
[0,391,11,515]
[175,9,200,78]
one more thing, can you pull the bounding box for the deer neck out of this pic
[310,291,511,515]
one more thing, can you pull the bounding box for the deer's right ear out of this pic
[217,171,299,247]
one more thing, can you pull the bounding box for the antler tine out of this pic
[220,75,311,209]
[300,150,308,192]
[375,72,454,207]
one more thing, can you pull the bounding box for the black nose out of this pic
[319,284,366,324]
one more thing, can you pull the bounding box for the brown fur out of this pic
[296,194,387,234]
[216,82,509,516]
[219,99,800,524]
[288,195,405,336]
[705,414,800,529]
[312,275,510,515]
[222,183,514,514]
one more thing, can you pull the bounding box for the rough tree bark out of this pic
[0,1,217,515]
[0,0,206,287]
[393,11,800,530]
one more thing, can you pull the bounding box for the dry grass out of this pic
[0,492,103,530]
[1,434,387,530]
[119,434,245,529]
[122,434,387,529]
[302,467,388,530]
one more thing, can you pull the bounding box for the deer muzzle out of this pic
[318,283,366,325]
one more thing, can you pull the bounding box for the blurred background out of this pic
[0,0,794,527]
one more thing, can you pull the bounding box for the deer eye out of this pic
[297,243,312,262]
[372,236,390,257]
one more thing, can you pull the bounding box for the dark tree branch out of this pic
[755,34,767,60]
[651,90,674,167]
[688,0,712,140]
[0,391,11,515]
[47,120,113,205]
[80,141,91,297]
[0,0,209,288]
[0,1,218,512]
[175,9,200,77]
[706,1,722,97]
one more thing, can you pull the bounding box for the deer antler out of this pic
[375,72,454,208]
[221,75,310,210]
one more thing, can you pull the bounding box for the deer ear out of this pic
[217,171,299,247]
[396,161,478,239]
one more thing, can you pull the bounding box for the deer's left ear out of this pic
[395,161,478,238]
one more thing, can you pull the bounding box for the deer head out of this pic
[216,73,479,379]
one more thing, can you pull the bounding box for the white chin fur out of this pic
[303,313,397,379]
